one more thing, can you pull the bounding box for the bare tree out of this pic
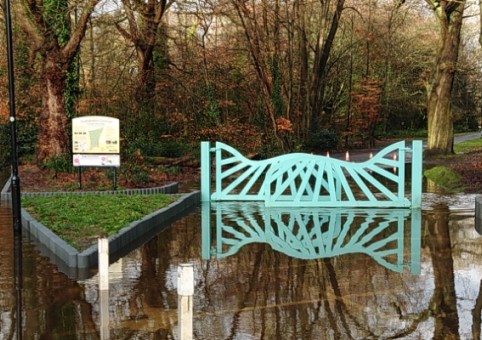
[229,0,346,151]
[115,0,172,104]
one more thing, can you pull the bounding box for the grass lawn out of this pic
[454,137,482,154]
[423,136,482,193]
[22,194,178,251]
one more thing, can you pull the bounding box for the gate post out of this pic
[201,142,211,202]
[411,140,423,209]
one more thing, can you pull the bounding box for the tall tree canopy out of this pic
[2,0,480,161]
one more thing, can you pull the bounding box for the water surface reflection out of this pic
[202,202,421,274]
[0,194,482,338]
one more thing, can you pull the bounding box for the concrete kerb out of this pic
[77,190,200,269]
[1,177,200,278]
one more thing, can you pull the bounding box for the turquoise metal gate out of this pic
[201,141,422,208]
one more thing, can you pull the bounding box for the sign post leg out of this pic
[78,167,82,189]
[113,167,117,191]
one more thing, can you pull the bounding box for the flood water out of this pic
[1,192,482,339]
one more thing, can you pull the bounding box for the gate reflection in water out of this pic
[202,202,421,274]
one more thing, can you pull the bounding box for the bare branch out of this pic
[64,0,102,60]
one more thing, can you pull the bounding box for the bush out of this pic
[157,139,189,158]
[43,154,73,174]
[0,120,38,167]
[120,143,152,186]
[379,129,427,139]
[304,129,339,152]
[128,137,189,158]
[424,165,465,193]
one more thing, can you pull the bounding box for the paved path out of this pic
[331,132,481,162]
[454,132,480,144]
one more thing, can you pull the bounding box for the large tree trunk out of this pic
[37,58,70,162]
[309,0,345,128]
[16,0,100,163]
[426,1,465,156]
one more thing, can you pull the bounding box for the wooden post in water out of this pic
[98,238,110,339]
[178,263,194,340]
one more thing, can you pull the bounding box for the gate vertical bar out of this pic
[396,212,405,268]
[398,144,405,202]
[411,141,423,208]
[201,142,210,202]
[215,143,222,199]
[201,202,211,260]
[410,208,422,274]
[216,203,223,256]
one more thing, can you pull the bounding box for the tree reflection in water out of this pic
[200,202,423,338]
[2,201,482,338]
[426,204,459,339]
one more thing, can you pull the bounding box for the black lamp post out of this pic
[4,0,22,231]
[4,0,23,338]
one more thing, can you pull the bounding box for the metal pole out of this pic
[4,1,23,339]
[113,167,117,191]
[14,232,23,340]
[4,0,22,231]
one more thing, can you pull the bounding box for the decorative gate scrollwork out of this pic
[201,141,422,208]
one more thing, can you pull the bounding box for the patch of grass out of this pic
[424,166,465,193]
[454,137,482,154]
[22,194,178,251]
[379,129,427,139]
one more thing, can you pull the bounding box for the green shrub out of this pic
[158,139,189,157]
[43,154,73,174]
[304,129,339,152]
[0,120,38,167]
[124,165,150,184]
[128,136,189,158]
[424,166,465,193]
[120,143,152,185]
[379,129,427,139]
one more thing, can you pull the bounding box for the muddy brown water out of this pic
[1,191,482,339]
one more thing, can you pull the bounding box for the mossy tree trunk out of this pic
[15,0,100,163]
[37,55,70,161]
[425,0,465,156]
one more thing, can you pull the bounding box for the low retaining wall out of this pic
[1,177,200,279]
[1,176,179,202]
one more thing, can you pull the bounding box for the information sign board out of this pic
[73,154,120,167]
[72,116,120,154]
